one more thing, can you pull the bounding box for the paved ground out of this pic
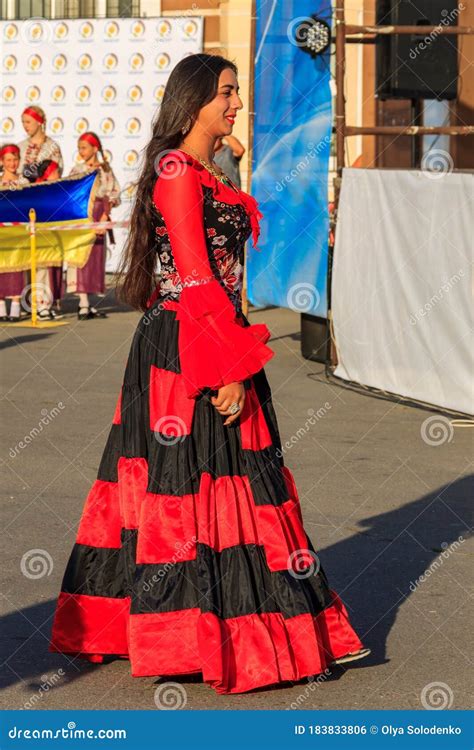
[1,285,472,711]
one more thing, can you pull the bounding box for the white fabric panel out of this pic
[332,168,473,416]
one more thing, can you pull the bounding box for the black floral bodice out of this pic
[151,184,252,317]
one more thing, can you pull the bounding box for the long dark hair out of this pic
[116,53,238,312]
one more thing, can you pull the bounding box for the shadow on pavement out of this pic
[1,475,472,699]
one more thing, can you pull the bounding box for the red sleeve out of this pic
[153,163,274,399]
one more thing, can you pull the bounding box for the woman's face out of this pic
[21,114,42,136]
[78,140,97,160]
[1,153,20,173]
[196,68,243,138]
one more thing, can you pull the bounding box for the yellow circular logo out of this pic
[52,54,67,72]
[100,117,115,135]
[51,85,66,103]
[27,23,44,43]
[78,54,92,71]
[76,85,91,103]
[157,20,171,38]
[28,54,42,72]
[74,117,89,134]
[129,53,144,71]
[127,85,142,103]
[153,85,165,103]
[1,86,16,103]
[1,117,14,134]
[4,24,18,41]
[54,22,69,40]
[124,150,138,167]
[3,55,17,72]
[101,85,117,103]
[26,85,41,102]
[79,22,94,39]
[104,21,119,39]
[183,20,198,38]
[126,117,141,135]
[155,53,170,71]
[50,117,64,134]
[130,21,145,38]
[103,53,118,71]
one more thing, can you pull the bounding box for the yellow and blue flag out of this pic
[0,171,98,273]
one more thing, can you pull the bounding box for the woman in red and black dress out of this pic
[49,54,370,695]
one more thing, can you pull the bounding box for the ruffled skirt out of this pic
[49,300,365,694]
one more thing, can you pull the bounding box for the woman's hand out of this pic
[211,382,245,426]
[96,212,109,236]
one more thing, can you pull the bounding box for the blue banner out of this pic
[1,710,472,749]
[0,171,97,223]
[249,0,332,318]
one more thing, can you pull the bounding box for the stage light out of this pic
[296,16,331,57]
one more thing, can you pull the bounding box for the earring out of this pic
[181,117,192,135]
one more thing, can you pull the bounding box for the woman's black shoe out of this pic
[78,306,108,320]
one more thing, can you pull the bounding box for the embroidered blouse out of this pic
[69,162,121,206]
[0,174,30,188]
[150,148,274,399]
[18,136,64,177]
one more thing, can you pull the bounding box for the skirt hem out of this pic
[49,593,366,695]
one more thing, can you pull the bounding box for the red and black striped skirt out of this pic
[49,300,365,694]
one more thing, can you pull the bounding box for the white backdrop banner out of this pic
[0,17,203,271]
[332,168,473,416]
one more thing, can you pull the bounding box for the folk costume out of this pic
[66,158,121,304]
[0,144,30,320]
[18,109,64,317]
[49,149,367,694]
